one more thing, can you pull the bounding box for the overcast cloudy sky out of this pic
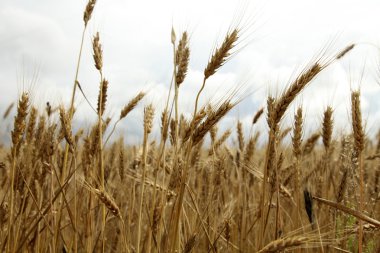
[1,0,380,144]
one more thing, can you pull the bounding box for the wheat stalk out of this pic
[313,196,380,227]
[351,91,365,253]
[137,104,154,253]
[8,92,29,252]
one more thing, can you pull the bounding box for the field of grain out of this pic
[0,1,379,252]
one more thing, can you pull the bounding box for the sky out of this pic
[1,0,380,145]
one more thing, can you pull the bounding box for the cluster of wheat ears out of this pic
[0,1,379,253]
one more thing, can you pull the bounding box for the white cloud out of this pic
[1,0,380,143]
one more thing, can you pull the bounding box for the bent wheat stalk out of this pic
[313,196,380,228]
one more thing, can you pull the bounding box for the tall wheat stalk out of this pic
[292,107,303,234]
[166,28,239,253]
[137,105,154,253]
[7,92,29,253]
[59,1,97,252]
[351,91,365,253]
[258,61,326,249]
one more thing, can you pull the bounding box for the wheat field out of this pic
[0,1,379,252]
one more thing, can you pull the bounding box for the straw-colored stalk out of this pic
[83,181,129,252]
[313,196,380,228]
[292,107,303,230]
[59,105,77,250]
[8,92,29,253]
[167,101,234,253]
[259,60,326,249]
[351,91,365,253]
[193,28,239,118]
[137,104,154,253]
[61,2,97,251]
[92,31,107,252]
